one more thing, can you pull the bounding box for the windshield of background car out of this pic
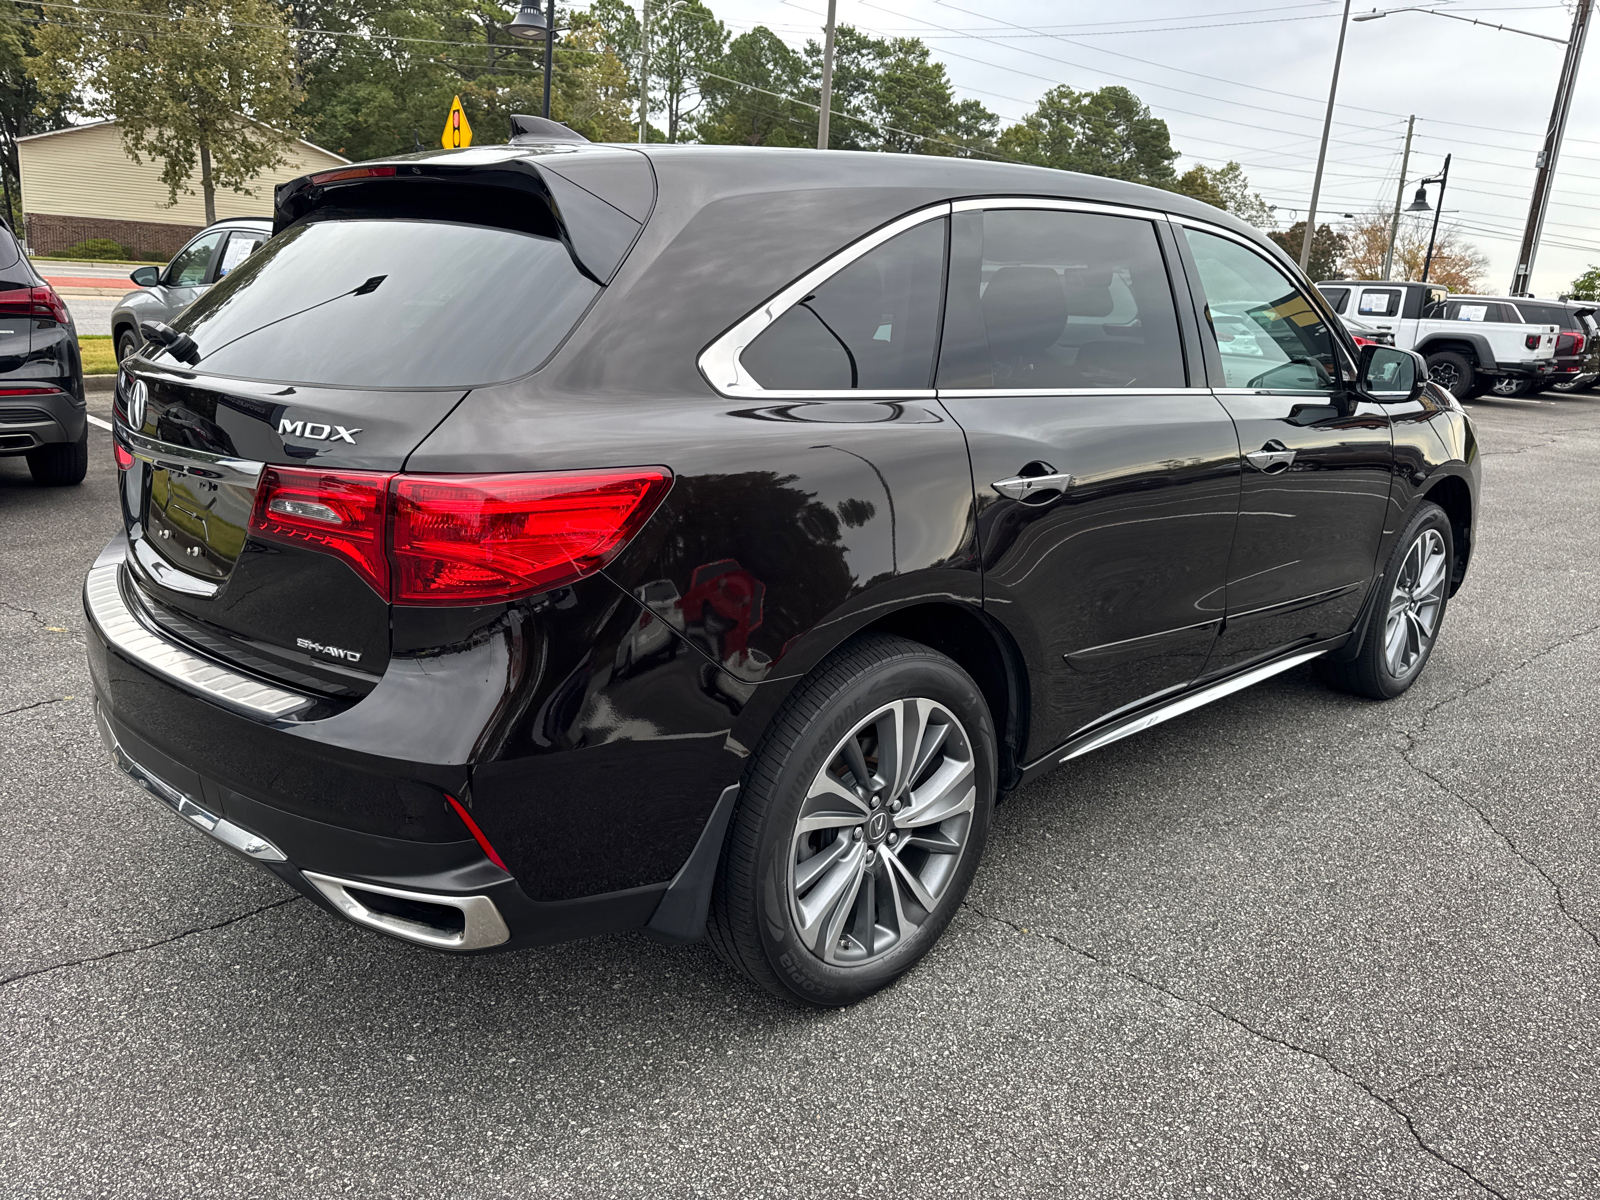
[164,218,599,388]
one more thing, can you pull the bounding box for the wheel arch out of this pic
[1417,334,1495,369]
[1422,471,1474,593]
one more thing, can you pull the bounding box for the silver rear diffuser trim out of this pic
[96,705,288,862]
[1061,648,1327,763]
[302,872,511,951]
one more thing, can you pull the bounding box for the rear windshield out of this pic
[165,218,599,388]
[1514,302,1576,328]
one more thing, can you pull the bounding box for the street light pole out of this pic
[1383,114,1414,281]
[542,0,555,119]
[1300,0,1353,275]
[1510,0,1593,295]
[1418,155,1450,284]
[817,0,838,150]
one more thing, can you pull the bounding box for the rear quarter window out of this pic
[167,218,599,388]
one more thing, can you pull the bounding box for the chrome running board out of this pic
[302,872,511,951]
[1059,648,1327,763]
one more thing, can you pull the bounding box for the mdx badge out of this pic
[279,418,361,444]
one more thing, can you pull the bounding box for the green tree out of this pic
[1570,265,1600,301]
[998,84,1177,186]
[1268,221,1346,281]
[696,27,810,146]
[0,4,74,230]
[1171,161,1274,228]
[29,0,300,224]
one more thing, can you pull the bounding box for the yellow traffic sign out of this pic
[442,96,473,149]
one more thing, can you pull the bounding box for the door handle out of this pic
[1244,442,1297,474]
[993,470,1074,501]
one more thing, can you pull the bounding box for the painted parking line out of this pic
[87,414,112,431]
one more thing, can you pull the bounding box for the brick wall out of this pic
[23,213,203,259]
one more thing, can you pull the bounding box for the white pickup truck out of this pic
[1316,279,1559,399]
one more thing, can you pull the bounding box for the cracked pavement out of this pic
[2,389,1597,1198]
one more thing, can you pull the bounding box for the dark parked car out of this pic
[88,133,1480,1006]
[0,219,87,485]
[1515,299,1598,394]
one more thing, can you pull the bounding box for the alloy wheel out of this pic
[1429,362,1460,390]
[1384,528,1448,677]
[1488,376,1523,397]
[787,698,976,967]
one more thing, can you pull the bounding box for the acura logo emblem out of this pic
[867,811,889,842]
[126,379,148,431]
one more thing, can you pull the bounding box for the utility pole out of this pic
[639,0,650,144]
[1301,0,1353,274]
[1510,0,1592,296]
[541,0,555,119]
[1383,115,1414,281]
[817,0,838,149]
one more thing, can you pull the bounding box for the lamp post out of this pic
[1405,155,1451,284]
[817,0,839,149]
[508,0,558,120]
[1300,0,1354,274]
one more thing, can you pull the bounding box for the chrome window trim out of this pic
[938,387,1214,399]
[950,196,1165,222]
[85,559,314,721]
[697,201,952,399]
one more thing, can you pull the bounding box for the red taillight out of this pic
[0,285,70,324]
[0,385,62,396]
[249,466,393,597]
[1352,335,1376,346]
[113,443,134,471]
[310,166,398,185]
[391,469,671,605]
[1556,332,1578,355]
[1575,333,1587,355]
[444,795,508,871]
[1526,334,1543,350]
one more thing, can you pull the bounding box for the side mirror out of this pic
[130,265,161,287]
[1359,343,1425,401]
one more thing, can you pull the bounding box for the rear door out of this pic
[1351,284,1404,341]
[1174,222,1393,675]
[936,201,1241,750]
[214,228,267,281]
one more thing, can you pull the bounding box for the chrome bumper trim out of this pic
[84,559,313,720]
[95,704,288,862]
[301,871,511,951]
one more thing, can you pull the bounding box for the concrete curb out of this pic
[84,374,116,393]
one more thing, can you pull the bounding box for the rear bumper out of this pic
[0,387,86,453]
[84,535,694,953]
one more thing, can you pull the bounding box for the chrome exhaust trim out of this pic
[96,705,288,862]
[301,871,511,951]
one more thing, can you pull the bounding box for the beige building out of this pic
[17,121,347,257]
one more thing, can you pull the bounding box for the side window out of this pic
[1182,228,1338,393]
[216,232,266,279]
[937,208,1185,390]
[740,218,946,391]
[1451,303,1489,323]
[164,232,225,287]
[1320,286,1350,314]
[1357,288,1400,316]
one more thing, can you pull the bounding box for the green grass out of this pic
[80,335,117,375]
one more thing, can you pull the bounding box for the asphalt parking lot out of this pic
[2,388,1596,1199]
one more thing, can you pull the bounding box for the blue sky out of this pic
[694,0,1597,295]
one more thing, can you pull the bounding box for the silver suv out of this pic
[112,217,271,362]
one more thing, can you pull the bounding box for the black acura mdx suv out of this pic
[89,130,1479,1006]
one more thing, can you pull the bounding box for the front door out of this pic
[937,204,1242,755]
[1175,224,1394,675]
[153,230,225,320]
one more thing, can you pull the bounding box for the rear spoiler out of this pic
[272,146,656,286]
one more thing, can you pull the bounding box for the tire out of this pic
[25,428,88,486]
[1319,501,1453,700]
[707,633,996,1007]
[115,328,139,363]
[1425,350,1475,400]
[1486,374,1534,398]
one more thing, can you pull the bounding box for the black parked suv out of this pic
[88,133,1480,1005]
[0,219,87,485]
